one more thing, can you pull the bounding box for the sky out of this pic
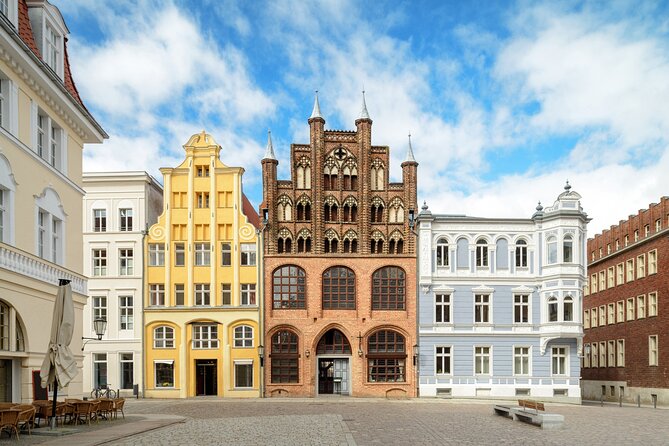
[53,0,669,235]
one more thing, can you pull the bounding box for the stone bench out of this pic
[492,401,564,430]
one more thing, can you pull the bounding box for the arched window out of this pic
[322,267,355,309]
[342,163,358,191]
[563,296,573,321]
[277,196,292,222]
[547,236,557,264]
[295,157,311,189]
[323,229,338,254]
[153,326,175,348]
[548,296,558,322]
[370,231,384,254]
[436,238,449,267]
[297,229,312,253]
[324,197,338,222]
[515,239,528,268]
[367,330,406,382]
[496,238,508,269]
[296,196,311,221]
[388,198,404,223]
[372,267,406,310]
[343,230,358,253]
[271,330,299,383]
[475,238,488,267]
[272,266,306,309]
[277,228,292,254]
[0,301,24,351]
[233,325,253,347]
[323,160,338,190]
[317,329,351,354]
[371,197,384,223]
[342,197,358,223]
[371,160,385,191]
[563,235,573,263]
[388,231,403,254]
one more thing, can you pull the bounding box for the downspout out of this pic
[141,223,148,399]
[257,227,265,398]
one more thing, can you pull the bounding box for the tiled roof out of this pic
[63,38,85,108]
[242,194,261,229]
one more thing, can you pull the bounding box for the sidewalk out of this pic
[39,414,185,446]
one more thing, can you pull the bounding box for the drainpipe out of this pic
[141,223,148,399]
[257,227,265,398]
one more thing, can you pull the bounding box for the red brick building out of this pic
[583,197,669,405]
[260,94,418,397]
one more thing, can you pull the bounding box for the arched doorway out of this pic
[316,329,351,395]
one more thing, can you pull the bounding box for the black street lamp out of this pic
[82,318,107,350]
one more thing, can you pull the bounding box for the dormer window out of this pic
[0,1,18,28]
[44,24,60,73]
[27,0,67,78]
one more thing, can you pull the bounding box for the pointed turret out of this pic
[357,90,371,121]
[404,133,417,163]
[310,91,323,120]
[263,129,276,160]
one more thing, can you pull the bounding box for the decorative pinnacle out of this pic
[310,90,323,120]
[564,180,571,191]
[421,201,429,212]
[358,89,370,120]
[263,129,276,160]
[404,132,417,163]
[536,201,543,212]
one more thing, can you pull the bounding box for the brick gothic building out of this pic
[261,94,418,397]
[583,197,668,405]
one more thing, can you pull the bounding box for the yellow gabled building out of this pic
[144,131,262,398]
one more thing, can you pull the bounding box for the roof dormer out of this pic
[26,0,68,79]
[0,0,19,28]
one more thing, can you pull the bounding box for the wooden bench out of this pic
[492,400,564,430]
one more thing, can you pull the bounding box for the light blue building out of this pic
[417,183,589,402]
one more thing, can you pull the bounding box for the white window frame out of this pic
[608,340,615,367]
[221,242,232,266]
[627,297,635,321]
[233,325,253,348]
[240,243,256,266]
[648,292,658,317]
[617,339,625,367]
[119,208,133,231]
[590,307,597,328]
[149,284,165,307]
[607,303,615,325]
[153,326,174,349]
[93,352,108,388]
[194,242,210,266]
[599,341,606,368]
[583,309,590,329]
[616,263,624,286]
[435,294,451,324]
[648,250,657,275]
[474,346,491,375]
[649,335,658,366]
[119,248,133,276]
[637,295,646,319]
[474,294,491,324]
[92,296,107,325]
[194,283,211,306]
[154,360,175,388]
[514,294,530,324]
[475,239,488,267]
[192,324,219,349]
[551,345,568,376]
[547,236,557,264]
[148,243,165,266]
[221,283,232,306]
[637,254,645,279]
[119,295,133,330]
[435,345,452,375]
[617,300,625,323]
[436,239,449,267]
[515,240,528,268]
[513,346,531,376]
[92,248,107,276]
[599,305,606,326]
[174,243,185,267]
[174,284,185,306]
[233,360,254,389]
[93,208,106,232]
[584,343,590,368]
[591,343,598,368]
[119,352,134,390]
[35,110,64,171]
[240,284,256,306]
[607,266,615,288]
[626,259,634,282]
[599,271,606,292]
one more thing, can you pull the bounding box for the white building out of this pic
[0,0,106,402]
[82,172,162,397]
[417,183,589,402]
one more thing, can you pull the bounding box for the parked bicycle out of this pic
[90,386,117,399]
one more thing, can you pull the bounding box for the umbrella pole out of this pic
[50,380,58,429]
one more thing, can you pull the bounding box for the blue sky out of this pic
[53,0,669,234]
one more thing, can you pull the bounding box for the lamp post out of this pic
[81,318,107,350]
[258,344,265,367]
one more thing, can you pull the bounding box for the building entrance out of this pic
[195,359,217,396]
[316,329,351,395]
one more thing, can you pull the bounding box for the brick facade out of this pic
[583,196,669,404]
[261,99,418,397]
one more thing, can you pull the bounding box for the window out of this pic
[590,274,597,294]
[617,300,625,323]
[616,263,624,286]
[435,294,451,323]
[617,339,625,366]
[656,219,662,232]
[473,294,491,323]
[607,267,615,288]
[37,111,63,170]
[599,341,606,370]
[154,326,174,348]
[120,353,134,390]
[644,224,650,237]
[295,162,311,189]
[150,284,165,306]
[637,295,646,319]
[564,296,573,321]
[92,249,107,276]
[515,240,528,267]
[436,238,449,267]
[591,307,597,327]
[649,292,658,317]
[119,296,133,330]
[322,267,355,309]
[388,199,404,223]
[634,229,639,241]
[44,23,61,73]
[0,188,6,243]
[119,248,133,275]
[296,200,312,221]
[277,196,292,221]
[548,297,558,322]
[584,344,591,368]
[195,243,210,266]
[195,283,211,306]
[370,201,383,223]
[271,330,299,383]
[221,284,231,306]
[196,165,209,177]
[649,335,658,366]
[648,250,657,275]
[514,346,530,375]
[174,243,185,267]
[148,243,165,266]
[514,294,529,323]
[615,239,620,250]
[240,243,256,266]
[475,239,488,267]
[221,243,231,266]
[551,346,567,375]
[372,267,406,310]
[547,236,557,264]
[196,192,209,208]
[92,296,107,324]
[584,309,590,329]
[627,297,635,320]
[93,353,107,388]
[241,284,256,305]
[234,361,253,388]
[599,305,606,326]
[119,208,133,231]
[368,330,406,382]
[370,163,385,191]
[599,271,606,292]
[474,346,491,375]
[272,265,306,309]
[154,361,174,387]
[435,346,451,375]
[234,325,253,347]
[174,284,184,306]
[607,243,611,255]
[93,209,106,232]
[608,340,615,367]
[608,303,615,324]
[193,324,218,349]
[624,235,629,246]
[637,254,646,278]
[563,236,573,262]
[626,259,634,282]
[591,343,598,368]
[324,200,338,222]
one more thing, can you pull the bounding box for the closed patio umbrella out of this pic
[40,279,77,429]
